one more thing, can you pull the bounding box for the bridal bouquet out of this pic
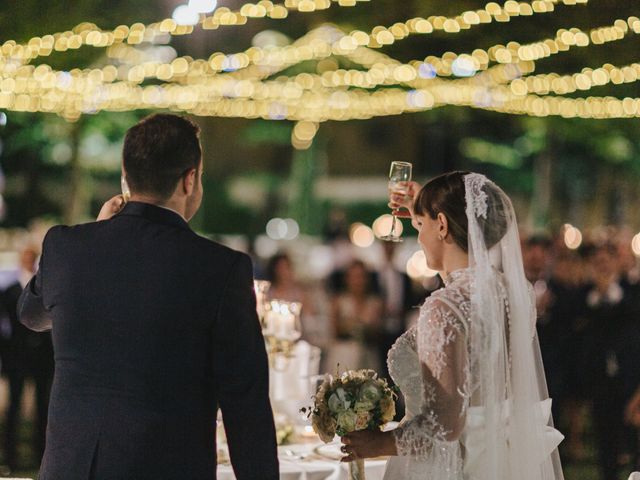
[302,369,396,480]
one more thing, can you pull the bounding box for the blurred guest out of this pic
[523,236,554,327]
[627,386,640,429]
[582,243,640,480]
[265,253,308,306]
[626,385,640,472]
[550,249,591,462]
[618,240,640,287]
[523,234,552,284]
[3,245,54,471]
[324,260,383,373]
[375,242,417,379]
[264,253,323,347]
[523,237,570,428]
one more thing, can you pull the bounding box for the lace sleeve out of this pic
[393,297,469,459]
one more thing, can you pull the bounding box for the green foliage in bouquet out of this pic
[301,369,398,443]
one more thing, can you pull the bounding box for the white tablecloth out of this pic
[217,443,387,480]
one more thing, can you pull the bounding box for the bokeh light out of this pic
[254,235,279,258]
[283,218,300,240]
[266,218,288,240]
[307,245,334,278]
[372,214,403,239]
[406,250,438,279]
[266,218,299,240]
[188,0,218,14]
[252,30,291,48]
[349,223,375,248]
[563,224,583,250]
[631,233,640,257]
[172,5,200,26]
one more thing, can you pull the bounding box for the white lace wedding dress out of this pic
[384,266,564,480]
[384,268,471,480]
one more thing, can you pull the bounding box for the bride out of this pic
[340,171,564,479]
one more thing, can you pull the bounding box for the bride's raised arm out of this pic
[393,296,469,459]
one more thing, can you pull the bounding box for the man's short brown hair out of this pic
[123,114,201,200]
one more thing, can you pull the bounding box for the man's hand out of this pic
[340,429,397,462]
[388,181,421,219]
[97,195,126,221]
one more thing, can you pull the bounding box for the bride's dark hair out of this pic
[413,171,470,252]
[413,171,508,252]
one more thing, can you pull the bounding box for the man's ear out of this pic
[182,168,197,196]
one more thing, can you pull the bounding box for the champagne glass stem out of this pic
[389,214,397,237]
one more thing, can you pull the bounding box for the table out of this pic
[217,443,387,480]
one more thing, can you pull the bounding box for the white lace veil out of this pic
[464,173,564,480]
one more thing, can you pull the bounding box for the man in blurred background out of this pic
[582,243,640,480]
[376,241,416,381]
[524,237,568,423]
[1,245,53,472]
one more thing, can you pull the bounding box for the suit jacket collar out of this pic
[117,201,191,231]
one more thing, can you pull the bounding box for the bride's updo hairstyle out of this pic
[413,171,509,251]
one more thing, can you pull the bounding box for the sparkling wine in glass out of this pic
[381,161,412,242]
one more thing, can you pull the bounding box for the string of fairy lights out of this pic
[1,0,639,134]
[0,0,589,64]
[1,17,636,95]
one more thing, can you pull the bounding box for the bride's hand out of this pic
[340,430,397,462]
[388,181,421,219]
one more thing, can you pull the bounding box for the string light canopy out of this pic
[1,0,639,143]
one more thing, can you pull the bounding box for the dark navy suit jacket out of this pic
[19,202,278,480]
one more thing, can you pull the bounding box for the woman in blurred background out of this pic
[324,259,383,374]
[265,252,328,349]
[266,253,307,305]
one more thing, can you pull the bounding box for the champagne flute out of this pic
[381,161,412,242]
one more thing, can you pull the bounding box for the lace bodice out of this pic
[385,268,473,479]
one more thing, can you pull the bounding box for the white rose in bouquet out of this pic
[359,381,382,404]
[353,400,375,413]
[337,410,358,432]
[355,411,372,430]
[328,387,352,413]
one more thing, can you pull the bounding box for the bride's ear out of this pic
[436,212,449,239]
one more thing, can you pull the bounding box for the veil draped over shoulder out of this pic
[462,173,564,480]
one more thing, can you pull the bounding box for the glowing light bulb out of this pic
[188,0,217,14]
[172,5,200,26]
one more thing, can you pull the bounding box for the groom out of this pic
[18,114,279,479]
